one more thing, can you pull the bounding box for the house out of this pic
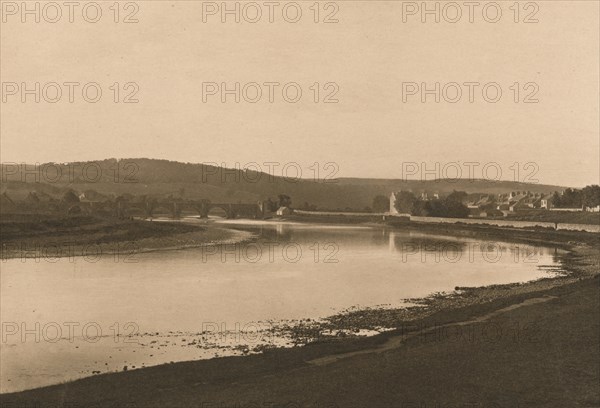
[540,195,553,209]
[467,194,493,209]
[585,205,600,212]
[276,206,292,216]
[514,194,542,210]
[465,195,501,218]
[494,192,528,212]
[494,191,545,214]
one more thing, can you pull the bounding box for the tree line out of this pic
[392,191,470,218]
[551,185,600,209]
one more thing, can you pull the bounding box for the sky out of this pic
[1,0,599,187]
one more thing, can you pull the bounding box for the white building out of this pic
[276,206,292,216]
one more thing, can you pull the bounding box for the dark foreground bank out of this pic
[0,215,252,259]
[1,230,598,408]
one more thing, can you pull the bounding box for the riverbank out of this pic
[1,221,598,407]
[288,211,599,246]
[290,209,600,226]
[0,215,254,259]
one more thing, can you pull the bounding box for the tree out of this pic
[278,194,292,208]
[425,199,446,216]
[443,199,469,218]
[561,188,582,208]
[394,191,417,214]
[372,195,390,213]
[266,198,278,212]
[411,197,469,218]
[411,199,429,216]
[62,190,80,204]
[582,185,600,208]
[301,202,318,211]
[550,191,562,207]
[550,186,598,209]
[446,190,467,203]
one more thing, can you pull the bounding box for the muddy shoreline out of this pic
[270,215,599,344]
[266,241,595,347]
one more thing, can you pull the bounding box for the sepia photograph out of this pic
[0,1,599,407]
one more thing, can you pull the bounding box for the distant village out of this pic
[390,187,600,219]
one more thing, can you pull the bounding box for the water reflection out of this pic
[385,230,551,265]
[1,222,564,393]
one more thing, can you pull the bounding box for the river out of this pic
[0,219,564,393]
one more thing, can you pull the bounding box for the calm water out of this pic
[0,220,563,392]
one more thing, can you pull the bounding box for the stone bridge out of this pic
[107,199,265,219]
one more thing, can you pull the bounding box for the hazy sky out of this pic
[1,1,598,187]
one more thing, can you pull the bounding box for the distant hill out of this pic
[0,159,567,211]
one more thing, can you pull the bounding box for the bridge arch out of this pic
[207,206,229,218]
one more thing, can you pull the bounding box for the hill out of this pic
[0,158,567,211]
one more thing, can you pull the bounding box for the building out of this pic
[496,191,540,213]
[276,206,292,216]
[540,196,553,209]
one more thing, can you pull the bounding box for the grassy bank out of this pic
[507,209,600,225]
[288,210,600,227]
[0,215,252,259]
